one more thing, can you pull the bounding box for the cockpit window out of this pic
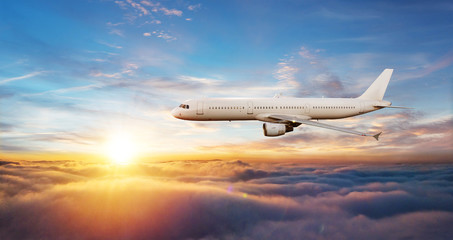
[179,104,189,109]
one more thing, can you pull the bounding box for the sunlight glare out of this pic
[105,133,137,165]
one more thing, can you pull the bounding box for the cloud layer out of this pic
[1,159,452,239]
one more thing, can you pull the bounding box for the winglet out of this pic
[373,132,382,141]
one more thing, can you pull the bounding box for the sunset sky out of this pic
[1,0,452,161]
[1,1,453,239]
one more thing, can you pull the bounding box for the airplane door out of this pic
[304,103,310,114]
[197,101,204,115]
[247,101,253,114]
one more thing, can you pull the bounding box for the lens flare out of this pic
[104,133,137,165]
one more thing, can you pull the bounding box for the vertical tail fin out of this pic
[358,69,393,101]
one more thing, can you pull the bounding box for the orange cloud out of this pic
[1,159,453,239]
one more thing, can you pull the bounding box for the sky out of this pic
[1,1,453,239]
[0,0,452,161]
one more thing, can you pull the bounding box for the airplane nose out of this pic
[171,108,180,119]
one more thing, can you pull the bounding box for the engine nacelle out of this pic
[263,123,293,137]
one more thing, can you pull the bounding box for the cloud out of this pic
[274,56,300,89]
[319,36,378,43]
[89,62,138,79]
[159,7,182,16]
[178,75,223,86]
[314,7,379,21]
[0,71,45,85]
[126,0,149,15]
[97,40,123,49]
[398,52,453,80]
[0,88,16,99]
[114,0,127,9]
[312,73,345,97]
[273,46,350,97]
[246,211,453,240]
[0,122,15,132]
[298,46,316,59]
[118,0,183,17]
[109,29,124,37]
[194,114,453,160]
[188,4,201,11]
[144,30,177,41]
[1,160,452,239]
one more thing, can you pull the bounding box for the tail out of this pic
[357,69,393,101]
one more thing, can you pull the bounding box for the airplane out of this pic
[171,69,409,140]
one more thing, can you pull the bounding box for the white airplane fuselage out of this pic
[171,98,389,122]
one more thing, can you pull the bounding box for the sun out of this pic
[104,133,137,165]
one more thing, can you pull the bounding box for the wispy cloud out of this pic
[24,84,104,97]
[90,62,138,79]
[398,52,453,80]
[148,19,161,24]
[143,30,177,41]
[178,75,223,86]
[111,0,185,42]
[274,56,300,89]
[298,46,317,60]
[0,71,45,85]
[319,36,378,43]
[118,0,183,18]
[98,40,123,49]
[274,46,350,97]
[126,0,149,16]
[315,7,379,20]
[109,28,125,37]
[188,4,201,11]
[159,7,182,16]
[312,73,344,96]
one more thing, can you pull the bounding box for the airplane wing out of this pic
[267,114,382,141]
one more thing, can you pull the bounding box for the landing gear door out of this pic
[197,101,204,115]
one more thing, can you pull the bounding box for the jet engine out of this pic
[263,123,294,137]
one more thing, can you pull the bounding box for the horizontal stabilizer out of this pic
[373,132,382,141]
[374,105,413,109]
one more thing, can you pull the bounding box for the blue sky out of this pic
[0,0,452,160]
